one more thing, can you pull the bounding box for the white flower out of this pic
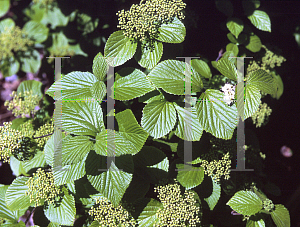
[221,83,235,105]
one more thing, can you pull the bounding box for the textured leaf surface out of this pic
[147,60,202,95]
[92,52,108,81]
[246,69,276,95]
[246,218,265,227]
[46,71,97,100]
[104,30,137,67]
[44,193,76,226]
[173,103,203,141]
[61,101,105,137]
[135,41,163,69]
[114,68,155,101]
[87,161,133,207]
[90,81,106,102]
[157,17,186,43]
[5,177,33,211]
[95,109,148,156]
[248,10,271,32]
[270,204,290,227]
[191,59,212,79]
[137,199,162,227]
[195,89,238,139]
[216,58,237,81]
[141,100,177,139]
[226,190,262,216]
[243,85,261,120]
[176,164,204,190]
[204,177,221,210]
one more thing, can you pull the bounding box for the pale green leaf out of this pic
[204,176,221,210]
[245,35,262,52]
[157,17,186,43]
[61,101,105,137]
[137,199,162,227]
[173,103,203,141]
[141,100,177,139]
[246,218,265,227]
[0,0,10,17]
[191,59,212,79]
[226,43,239,56]
[22,150,46,173]
[148,157,169,172]
[22,21,49,43]
[195,89,238,140]
[20,50,41,73]
[40,5,68,29]
[135,40,163,69]
[243,85,261,120]
[17,80,43,99]
[0,18,15,33]
[216,57,237,81]
[92,52,108,81]
[246,69,276,95]
[248,10,271,32]
[226,190,262,216]
[104,30,137,67]
[114,68,155,101]
[227,18,244,39]
[44,193,76,226]
[5,177,33,211]
[90,81,106,102]
[270,204,290,227]
[176,164,204,190]
[68,43,88,57]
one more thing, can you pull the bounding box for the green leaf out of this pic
[133,146,166,168]
[141,100,177,139]
[245,35,262,53]
[176,164,204,190]
[22,150,46,173]
[243,84,261,120]
[242,0,260,16]
[135,41,163,69]
[216,57,237,81]
[22,21,49,43]
[270,204,290,227]
[90,221,100,227]
[104,30,137,67]
[44,130,65,167]
[270,73,284,100]
[195,89,238,140]
[246,69,276,95]
[68,43,88,57]
[147,60,202,95]
[62,135,93,165]
[92,52,108,81]
[40,5,69,29]
[44,193,76,226]
[227,33,248,45]
[157,17,186,43]
[61,101,105,137]
[0,185,27,222]
[215,0,233,17]
[248,10,271,32]
[246,217,265,227]
[173,103,203,141]
[0,57,20,78]
[191,59,212,79]
[137,199,162,227]
[17,80,43,99]
[148,157,169,172]
[204,176,221,210]
[24,3,46,22]
[226,190,263,216]
[9,156,28,177]
[46,71,98,100]
[95,109,148,156]
[0,18,15,33]
[114,68,155,101]
[226,43,239,56]
[87,161,133,207]
[227,18,244,39]
[5,177,33,211]
[0,0,10,17]
[90,81,106,102]
[47,223,61,227]
[19,50,41,73]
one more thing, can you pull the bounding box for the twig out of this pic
[33,133,53,139]
[25,207,35,225]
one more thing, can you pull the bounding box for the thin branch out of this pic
[25,207,35,225]
[33,132,53,139]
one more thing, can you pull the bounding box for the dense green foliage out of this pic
[0,0,290,226]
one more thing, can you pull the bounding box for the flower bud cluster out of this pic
[221,83,235,105]
[88,197,136,226]
[263,198,275,212]
[200,152,231,183]
[0,26,34,60]
[251,101,272,128]
[4,91,40,118]
[34,119,54,148]
[246,45,286,76]
[116,0,186,46]
[0,121,34,163]
[153,182,201,226]
[25,168,61,207]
